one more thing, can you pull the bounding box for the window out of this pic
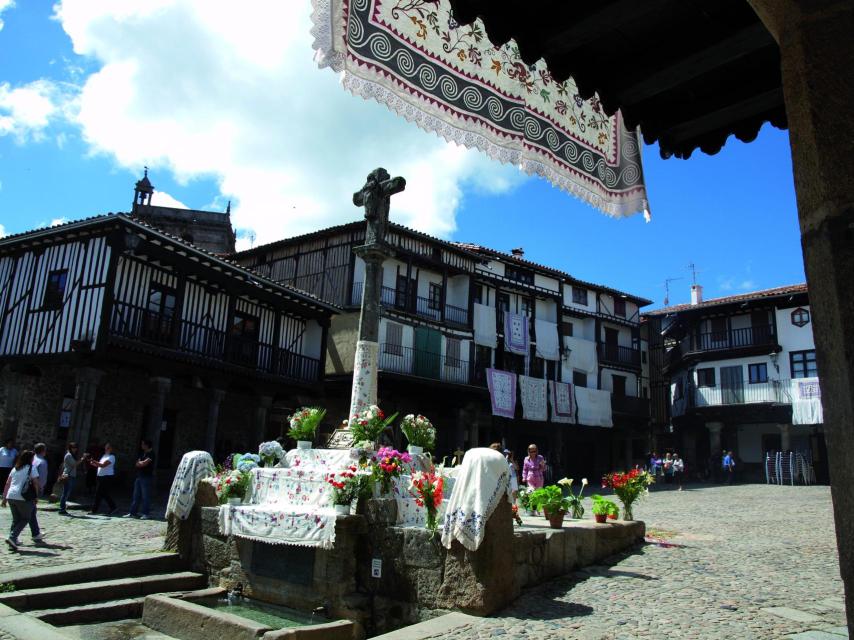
[612,374,627,397]
[472,285,483,305]
[473,345,492,384]
[229,312,260,366]
[614,298,626,318]
[546,360,557,381]
[502,352,525,375]
[791,307,810,327]
[428,283,442,311]
[674,378,684,400]
[445,337,461,367]
[561,320,574,337]
[710,317,727,334]
[505,265,534,285]
[790,350,817,379]
[145,284,177,342]
[530,356,544,378]
[519,297,532,317]
[697,368,716,387]
[572,286,588,305]
[748,363,768,384]
[384,322,403,356]
[572,370,587,388]
[641,350,648,364]
[43,269,68,309]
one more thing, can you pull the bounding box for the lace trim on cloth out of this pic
[310,0,650,219]
[348,340,379,422]
[219,505,337,549]
[166,451,215,521]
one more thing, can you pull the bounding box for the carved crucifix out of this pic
[352,168,406,245]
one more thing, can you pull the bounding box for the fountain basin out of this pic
[142,589,355,640]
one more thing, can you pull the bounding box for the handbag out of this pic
[21,465,37,501]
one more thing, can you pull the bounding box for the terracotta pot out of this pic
[608,513,618,520]
[594,513,608,523]
[547,510,566,529]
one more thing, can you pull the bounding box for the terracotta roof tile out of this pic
[643,283,808,316]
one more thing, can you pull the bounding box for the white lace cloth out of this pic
[791,377,823,425]
[166,451,215,520]
[348,340,378,421]
[534,319,560,361]
[519,375,548,421]
[473,303,498,348]
[440,448,509,552]
[575,386,614,427]
[218,448,352,549]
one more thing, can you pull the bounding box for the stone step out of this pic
[30,596,146,626]
[2,551,186,590]
[0,571,207,612]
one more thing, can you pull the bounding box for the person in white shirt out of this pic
[28,443,48,542]
[1,449,41,551]
[88,443,117,515]
[672,453,685,491]
[0,438,18,488]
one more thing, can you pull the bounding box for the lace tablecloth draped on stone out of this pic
[549,381,576,424]
[283,448,353,470]
[440,448,510,552]
[310,0,650,219]
[504,312,530,356]
[519,375,548,421]
[348,340,378,421]
[487,368,517,418]
[166,451,215,520]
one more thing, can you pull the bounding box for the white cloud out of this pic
[739,279,756,291]
[0,0,14,31]
[0,224,6,238]
[150,190,188,209]
[0,79,73,143]
[53,0,525,244]
[50,217,69,227]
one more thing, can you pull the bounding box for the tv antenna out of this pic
[664,277,683,306]
[687,262,700,285]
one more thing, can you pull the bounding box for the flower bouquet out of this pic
[350,405,398,445]
[518,486,535,515]
[556,477,588,519]
[326,465,370,513]
[288,407,326,445]
[399,414,436,453]
[349,440,376,468]
[371,446,412,495]
[602,468,654,521]
[258,441,285,467]
[233,453,260,473]
[408,470,444,536]
[214,468,253,504]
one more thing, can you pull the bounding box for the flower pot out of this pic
[594,513,607,523]
[296,440,312,450]
[547,510,566,529]
[607,513,618,520]
[228,497,243,506]
[407,445,424,455]
[334,504,351,516]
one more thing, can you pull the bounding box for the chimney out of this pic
[691,283,703,305]
[511,247,524,257]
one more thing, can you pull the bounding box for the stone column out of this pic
[70,367,104,451]
[706,422,723,456]
[147,377,172,455]
[778,423,792,452]
[1,368,26,443]
[204,388,226,455]
[748,2,854,630]
[253,395,273,445]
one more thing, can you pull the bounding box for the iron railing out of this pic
[597,343,642,367]
[693,378,794,407]
[694,325,775,351]
[378,344,471,384]
[350,281,469,325]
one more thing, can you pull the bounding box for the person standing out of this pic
[522,444,545,490]
[0,438,17,489]
[722,450,736,485]
[29,443,48,542]
[663,452,674,485]
[58,443,84,515]
[89,443,117,515]
[672,453,685,491]
[124,439,155,519]
[1,450,40,551]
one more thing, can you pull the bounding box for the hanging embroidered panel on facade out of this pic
[549,381,575,424]
[504,312,530,356]
[519,375,548,421]
[486,368,517,418]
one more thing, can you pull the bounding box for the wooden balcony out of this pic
[691,324,776,352]
[611,394,650,417]
[108,302,320,383]
[350,281,469,326]
[378,344,472,385]
[597,343,642,368]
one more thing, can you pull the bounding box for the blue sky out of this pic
[0,1,804,310]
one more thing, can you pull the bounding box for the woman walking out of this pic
[89,443,117,515]
[1,450,41,550]
[522,444,546,490]
[58,442,84,515]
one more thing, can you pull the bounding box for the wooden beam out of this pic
[618,23,773,105]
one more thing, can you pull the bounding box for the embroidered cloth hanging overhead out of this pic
[311,0,650,218]
[549,381,575,424]
[519,375,548,422]
[504,312,530,356]
[486,368,517,418]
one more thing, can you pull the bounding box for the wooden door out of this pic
[720,365,744,404]
[414,327,441,379]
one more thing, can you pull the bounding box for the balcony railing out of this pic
[378,344,471,384]
[693,378,793,407]
[350,282,469,326]
[109,301,320,382]
[611,394,650,416]
[693,324,775,351]
[597,343,641,367]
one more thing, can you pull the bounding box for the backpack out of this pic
[21,465,37,501]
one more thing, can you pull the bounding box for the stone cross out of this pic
[347,168,406,424]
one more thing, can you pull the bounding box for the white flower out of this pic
[581,478,589,486]
[556,477,572,487]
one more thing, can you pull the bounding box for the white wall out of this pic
[534,273,560,292]
[446,275,469,309]
[776,305,816,378]
[354,256,366,285]
[415,268,442,299]
[601,320,633,347]
[600,368,638,395]
[562,283,596,313]
[535,298,558,323]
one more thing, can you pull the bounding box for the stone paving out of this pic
[427,484,848,640]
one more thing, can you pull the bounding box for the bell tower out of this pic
[132,167,154,213]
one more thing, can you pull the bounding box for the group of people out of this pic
[647,451,686,489]
[0,437,158,551]
[490,441,547,494]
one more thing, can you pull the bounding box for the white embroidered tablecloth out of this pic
[392,473,456,527]
[166,451,215,520]
[219,505,338,549]
[549,381,576,424]
[519,375,548,421]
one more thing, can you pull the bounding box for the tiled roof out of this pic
[453,242,653,307]
[643,283,808,316]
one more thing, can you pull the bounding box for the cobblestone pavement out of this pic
[430,485,848,640]
[0,501,166,575]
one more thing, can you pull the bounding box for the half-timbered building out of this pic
[0,213,336,488]
[233,222,652,481]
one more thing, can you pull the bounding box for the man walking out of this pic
[124,439,155,519]
[0,438,17,488]
[30,443,48,542]
[722,450,736,485]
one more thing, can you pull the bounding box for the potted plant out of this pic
[602,468,655,521]
[350,405,398,446]
[399,414,436,455]
[371,446,412,496]
[288,407,326,449]
[591,494,619,523]
[528,485,571,529]
[326,465,368,515]
[258,441,285,467]
[556,477,588,519]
